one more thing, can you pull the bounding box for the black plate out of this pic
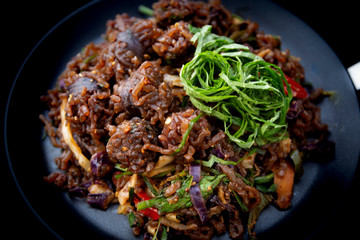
[4,0,360,239]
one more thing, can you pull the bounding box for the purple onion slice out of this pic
[189,163,208,223]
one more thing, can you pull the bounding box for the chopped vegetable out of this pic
[254,173,277,193]
[132,189,160,220]
[189,163,208,222]
[247,193,272,237]
[189,163,201,182]
[197,149,257,167]
[114,164,132,179]
[137,175,193,212]
[233,191,249,212]
[90,151,114,177]
[271,160,295,209]
[87,192,115,210]
[129,187,135,205]
[254,173,274,185]
[289,149,304,177]
[138,4,154,16]
[160,226,168,240]
[127,212,140,227]
[137,174,225,213]
[146,164,176,178]
[60,98,91,172]
[118,174,138,206]
[143,176,159,196]
[283,74,308,99]
[173,111,204,154]
[240,152,257,169]
[134,197,160,220]
[180,25,292,149]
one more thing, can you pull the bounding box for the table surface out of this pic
[2,1,359,239]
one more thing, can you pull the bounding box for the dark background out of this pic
[2,0,359,239]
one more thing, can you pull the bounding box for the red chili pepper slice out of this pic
[133,190,159,220]
[283,74,308,99]
[136,189,151,201]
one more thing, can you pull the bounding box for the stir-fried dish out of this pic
[40,0,335,239]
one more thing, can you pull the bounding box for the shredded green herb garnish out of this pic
[180,25,292,149]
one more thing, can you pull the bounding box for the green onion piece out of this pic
[152,168,175,178]
[136,196,163,211]
[232,191,249,212]
[235,172,253,186]
[255,183,276,193]
[199,174,226,200]
[115,164,128,172]
[83,54,97,64]
[173,111,204,154]
[254,173,277,193]
[161,226,168,240]
[114,164,132,178]
[129,187,134,206]
[143,176,159,196]
[127,212,140,227]
[138,5,154,16]
[137,174,225,213]
[254,173,274,185]
[198,148,257,167]
[115,171,132,179]
[290,149,303,177]
[153,217,162,240]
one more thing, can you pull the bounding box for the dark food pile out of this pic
[40,0,334,239]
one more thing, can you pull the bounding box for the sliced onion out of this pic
[189,163,201,183]
[146,163,175,178]
[286,99,304,120]
[189,184,208,223]
[90,151,114,177]
[189,163,208,223]
[68,186,87,198]
[118,173,137,206]
[87,192,114,210]
[154,155,175,169]
[240,152,257,169]
[60,99,91,172]
[163,73,184,87]
[211,148,225,159]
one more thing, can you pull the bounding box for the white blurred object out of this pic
[348,62,360,90]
